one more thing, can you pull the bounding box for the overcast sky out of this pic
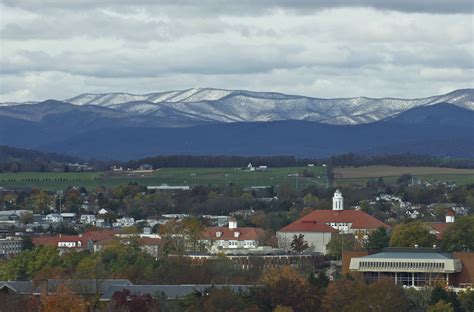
[1,0,473,102]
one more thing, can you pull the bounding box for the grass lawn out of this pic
[333,166,474,187]
[0,166,327,191]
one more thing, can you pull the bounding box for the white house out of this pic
[202,218,265,253]
[80,214,97,225]
[113,217,135,228]
[44,213,63,223]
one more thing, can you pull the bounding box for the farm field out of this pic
[0,166,327,191]
[334,166,474,186]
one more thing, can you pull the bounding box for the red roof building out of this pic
[427,209,455,239]
[202,220,266,252]
[32,229,117,254]
[277,190,390,255]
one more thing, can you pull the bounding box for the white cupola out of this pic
[445,209,455,223]
[332,189,344,211]
[228,217,238,229]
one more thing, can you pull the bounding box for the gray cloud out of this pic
[3,0,474,14]
[0,2,473,102]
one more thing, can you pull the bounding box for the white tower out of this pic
[332,189,344,211]
[228,217,238,229]
[445,209,455,223]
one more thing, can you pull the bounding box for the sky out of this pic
[0,0,473,102]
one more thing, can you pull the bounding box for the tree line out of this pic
[3,143,474,173]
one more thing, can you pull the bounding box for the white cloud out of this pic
[0,2,472,102]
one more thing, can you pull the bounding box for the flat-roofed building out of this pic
[348,248,464,287]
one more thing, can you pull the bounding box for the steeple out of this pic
[332,189,344,211]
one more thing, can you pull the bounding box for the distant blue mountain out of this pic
[0,102,466,160]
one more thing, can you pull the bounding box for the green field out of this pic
[0,166,327,191]
[333,166,474,187]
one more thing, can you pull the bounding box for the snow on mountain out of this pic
[1,88,473,125]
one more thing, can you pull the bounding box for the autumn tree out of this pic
[349,279,409,312]
[106,289,159,312]
[405,287,431,312]
[322,279,408,312]
[441,216,474,252]
[201,287,247,312]
[390,221,437,247]
[290,234,309,253]
[458,289,474,312]
[322,279,362,312]
[182,217,206,253]
[251,266,321,312]
[427,301,454,312]
[303,193,319,208]
[19,211,34,225]
[366,226,390,250]
[326,233,357,259]
[40,284,88,312]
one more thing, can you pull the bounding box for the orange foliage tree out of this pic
[40,284,88,312]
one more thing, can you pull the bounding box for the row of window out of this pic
[359,261,445,270]
[216,240,256,246]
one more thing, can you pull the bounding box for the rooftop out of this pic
[297,209,390,229]
[362,248,455,260]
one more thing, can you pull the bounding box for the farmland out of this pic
[0,166,327,191]
[333,165,474,186]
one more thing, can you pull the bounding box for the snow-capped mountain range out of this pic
[2,88,473,126]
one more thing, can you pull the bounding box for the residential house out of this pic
[80,214,97,225]
[44,213,63,223]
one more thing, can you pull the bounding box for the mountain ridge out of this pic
[2,88,473,126]
[1,103,471,160]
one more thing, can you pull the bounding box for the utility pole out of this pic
[57,190,63,216]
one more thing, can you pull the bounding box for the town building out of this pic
[277,190,390,254]
[277,220,337,254]
[32,230,116,254]
[0,210,31,227]
[345,248,474,288]
[201,218,266,253]
[147,185,190,191]
[94,236,163,258]
[427,209,455,239]
[80,214,97,225]
[44,213,63,223]
[0,237,23,258]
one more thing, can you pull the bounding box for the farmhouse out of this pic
[277,190,390,254]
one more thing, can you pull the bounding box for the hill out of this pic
[2,88,473,126]
[24,103,473,160]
